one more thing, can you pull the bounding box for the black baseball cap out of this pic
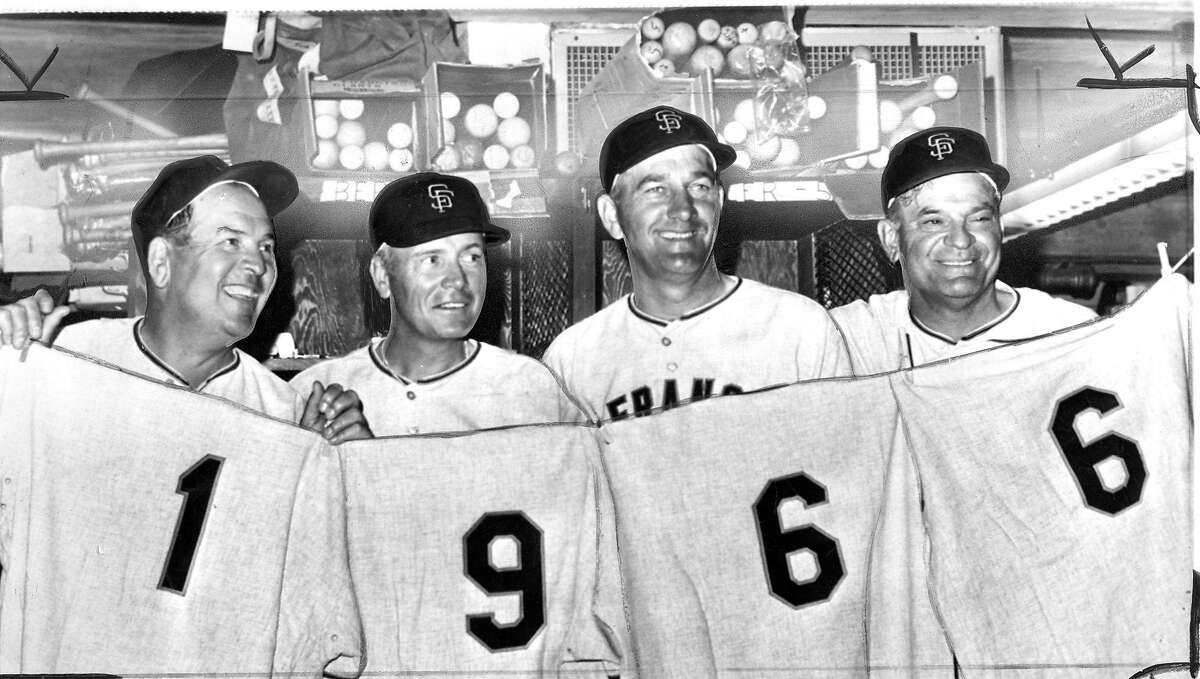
[132,155,298,255]
[370,172,510,248]
[600,105,736,192]
[880,126,1009,211]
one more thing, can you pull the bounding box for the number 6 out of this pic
[754,472,845,608]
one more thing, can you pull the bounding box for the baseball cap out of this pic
[370,172,510,248]
[132,155,298,255]
[880,126,1009,211]
[600,105,736,192]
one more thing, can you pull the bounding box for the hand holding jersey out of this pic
[0,156,372,441]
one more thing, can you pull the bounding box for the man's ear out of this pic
[369,249,392,299]
[877,218,901,264]
[596,193,625,241]
[145,237,172,290]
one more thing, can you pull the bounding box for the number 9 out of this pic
[463,511,546,651]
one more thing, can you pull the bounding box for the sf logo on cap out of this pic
[927,132,956,160]
[428,183,455,213]
[655,109,682,134]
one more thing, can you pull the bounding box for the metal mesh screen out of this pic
[806,44,985,79]
[813,221,900,308]
[519,239,572,358]
[565,44,625,151]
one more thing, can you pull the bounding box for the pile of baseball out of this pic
[638,15,801,81]
[718,96,806,170]
[432,91,537,172]
[311,98,416,173]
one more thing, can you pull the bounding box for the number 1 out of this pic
[160,455,223,595]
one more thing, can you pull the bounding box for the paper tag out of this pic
[222,13,260,53]
[256,99,282,125]
[263,65,284,98]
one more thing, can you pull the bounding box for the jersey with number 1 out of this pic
[0,345,362,677]
[337,424,625,676]
[543,277,852,422]
[601,373,895,677]
[889,274,1192,678]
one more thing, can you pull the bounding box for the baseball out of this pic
[493,91,521,119]
[745,132,782,164]
[483,144,510,170]
[363,141,389,171]
[662,22,698,60]
[878,100,903,133]
[313,99,340,117]
[386,122,413,149]
[338,99,365,120]
[850,45,874,62]
[697,18,721,44]
[640,39,664,66]
[339,144,365,170]
[716,25,738,50]
[844,153,869,170]
[868,145,890,169]
[553,150,582,175]
[807,95,827,120]
[335,120,367,148]
[432,144,462,172]
[722,121,748,145]
[733,97,758,131]
[497,116,532,149]
[653,59,677,78]
[759,20,790,42]
[464,103,500,139]
[641,15,665,40]
[773,137,801,167]
[389,148,414,172]
[509,144,537,169]
[688,45,726,76]
[736,22,758,44]
[934,74,959,100]
[314,114,339,140]
[312,139,339,169]
[456,138,484,168]
[911,105,937,130]
[440,92,461,119]
[733,148,752,169]
[443,119,457,144]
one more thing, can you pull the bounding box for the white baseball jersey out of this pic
[600,372,896,677]
[0,345,362,676]
[830,281,1097,375]
[291,338,588,435]
[889,274,1193,678]
[56,316,303,421]
[544,277,852,422]
[337,425,625,676]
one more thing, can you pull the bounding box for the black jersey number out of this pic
[1051,387,1145,515]
[754,472,845,608]
[463,512,545,651]
[159,455,224,594]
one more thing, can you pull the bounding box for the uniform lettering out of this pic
[605,379,744,420]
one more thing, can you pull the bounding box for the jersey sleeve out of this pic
[797,305,854,380]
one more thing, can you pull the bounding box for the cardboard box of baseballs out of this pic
[301,75,426,177]
[420,61,548,176]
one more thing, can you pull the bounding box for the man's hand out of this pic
[0,289,71,349]
[300,380,374,444]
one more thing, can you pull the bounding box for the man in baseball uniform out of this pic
[0,155,370,442]
[831,126,1096,374]
[291,171,585,435]
[543,105,851,422]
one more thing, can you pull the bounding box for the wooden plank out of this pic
[289,238,372,358]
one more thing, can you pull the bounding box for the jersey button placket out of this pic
[406,390,416,400]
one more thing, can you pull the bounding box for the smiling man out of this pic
[543,106,850,422]
[0,155,370,441]
[831,126,1096,374]
[290,172,584,435]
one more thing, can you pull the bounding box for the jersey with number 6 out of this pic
[600,372,895,677]
[336,425,625,676]
[889,274,1192,678]
[0,345,362,677]
[543,277,852,422]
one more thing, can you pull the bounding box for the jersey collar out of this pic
[908,281,1021,345]
[132,317,240,390]
[629,276,743,327]
[369,338,480,385]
